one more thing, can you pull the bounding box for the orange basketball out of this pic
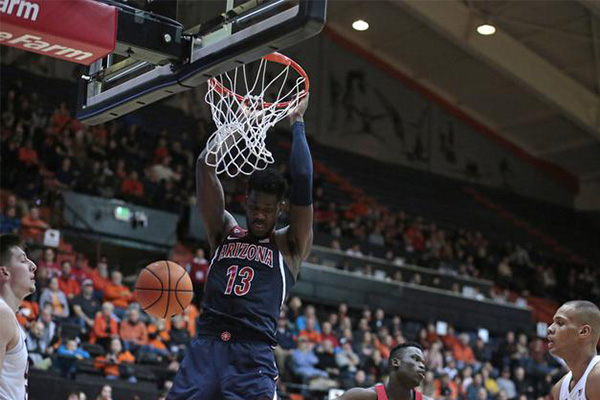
[135,261,193,319]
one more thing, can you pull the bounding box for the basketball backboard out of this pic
[75,0,327,125]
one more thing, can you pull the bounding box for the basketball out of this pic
[135,261,193,319]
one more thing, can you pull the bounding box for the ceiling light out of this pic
[477,23,496,36]
[352,19,369,32]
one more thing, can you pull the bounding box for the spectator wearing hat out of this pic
[71,279,101,334]
[335,337,360,380]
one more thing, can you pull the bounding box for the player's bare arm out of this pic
[276,94,313,278]
[586,364,600,400]
[334,387,378,400]
[0,305,18,374]
[196,148,238,252]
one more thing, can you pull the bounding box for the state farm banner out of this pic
[0,0,117,65]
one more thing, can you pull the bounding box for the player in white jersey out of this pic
[548,300,600,400]
[0,234,38,400]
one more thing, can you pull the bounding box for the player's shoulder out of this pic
[551,374,566,400]
[336,387,378,400]
[0,300,15,319]
[587,360,600,400]
[0,301,18,344]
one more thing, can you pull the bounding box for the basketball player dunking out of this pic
[548,300,600,400]
[168,95,313,400]
[335,343,431,400]
[0,234,37,400]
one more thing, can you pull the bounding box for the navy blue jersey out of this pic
[198,226,295,344]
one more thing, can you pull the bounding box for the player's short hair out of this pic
[247,168,287,201]
[389,341,423,366]
[0,234,23,266]
[564,300,600,337]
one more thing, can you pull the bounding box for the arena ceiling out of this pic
[325,0,600,194]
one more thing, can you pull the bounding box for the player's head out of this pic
[246,168,287,239]
[388,342,426,388]
[0,234,37,298]
[547,300,600,357]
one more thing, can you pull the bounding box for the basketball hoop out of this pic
[205,52,309,177]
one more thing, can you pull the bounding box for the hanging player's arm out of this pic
[197,147,238,253]
[277,94,313,279]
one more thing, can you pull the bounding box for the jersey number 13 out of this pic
[224,265,255,296]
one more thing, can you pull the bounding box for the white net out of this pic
[205,54,307,177]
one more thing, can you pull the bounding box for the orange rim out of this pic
[208,52,309,109]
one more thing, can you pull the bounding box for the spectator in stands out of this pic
[291,337,328,381]
[58,261,81,300]
[481,366,499,397]
[95,337,137,383]
[91,302,119,350]
[119,307,148,350]
[95,384,113,400]
[20,206,49,242]
[287,296,302,325]
[18,139,39,168]
[466,374,485,400]
[56,338,90,378]
[296,304,321,333]
[55,157,77,190]
[321,321,338,348]
[103,270,133,316]
[473,337,492,364]
[496,367,517,400]
[495,331,517,369]
[151,156,177,182]
[336,337,360,379]
[37,247,59,275]
[189,248,209,306]
[371,308,386,331]
[274,313,295,371]
[512,366,534,398]
[169,314,191,355]
[452,333,476,367]
[39,276,69,318]
[37,303,58,348]
[67,392,87,400]
[71,254,91,282]
[71,279,100,335]
[425,340,444,373]
[0,206,20,234]
[90,256,111,293]
[316,338,340,381]
[121,170,144,199]
[346,243,363,257]
[26,320,52,369]
[421,371,436,398]
[435,373,459,400]
[298,317,322,345]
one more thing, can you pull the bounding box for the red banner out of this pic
[0,0,117,65]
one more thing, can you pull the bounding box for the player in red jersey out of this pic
[335,343,431,400]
